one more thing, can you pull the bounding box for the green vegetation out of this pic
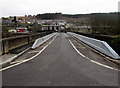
[90,13,119,35]
[36,13,62,19]
[112,35,120,45]
[36,12,119,36]
[111,35,120,55]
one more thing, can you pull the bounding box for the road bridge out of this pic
[1,33,119,87]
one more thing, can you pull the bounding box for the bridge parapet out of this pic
[31,32,57,49]
[0,32,52,55]
[68,32,120,60]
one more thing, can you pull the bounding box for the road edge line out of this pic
[68,39,120,71]
[0,33,59,72]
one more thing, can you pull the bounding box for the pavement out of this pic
[1,33,119,87]
[0,54,16,66]
[0,33,56,67]
[0,47,30,67]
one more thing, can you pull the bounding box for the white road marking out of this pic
[68,39,120,71]
[28,51,40,53]
[0,34,59,72]
[91,60,120,71]
[10,60,25,64]
[68,39,87,58]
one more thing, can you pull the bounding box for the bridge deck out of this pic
[2,33,119,86]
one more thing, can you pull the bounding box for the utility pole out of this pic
[12,16,17,30]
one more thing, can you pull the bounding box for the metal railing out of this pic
[31,32,57,49]
[68,32,120,60]
[0,32,53,55]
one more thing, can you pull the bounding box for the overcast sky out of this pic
[0,0,119,17]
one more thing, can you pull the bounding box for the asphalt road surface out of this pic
[2,33,119,87]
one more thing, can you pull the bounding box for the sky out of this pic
[0,0,120,17]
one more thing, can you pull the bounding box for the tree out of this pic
[90,13,119,35]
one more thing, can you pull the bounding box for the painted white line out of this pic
[28,51,40,53]
[90,60,120,71]
[68,39,120,71]
[68,39,86,58]
[10,60,25,64]
[0,34,59,72]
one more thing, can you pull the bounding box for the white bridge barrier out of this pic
[68,32,120,60]
[31,33,57,49]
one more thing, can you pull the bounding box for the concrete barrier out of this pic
[68,32,120,60]
[31,33,57,49]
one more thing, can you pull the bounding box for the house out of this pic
[16,27,28,33]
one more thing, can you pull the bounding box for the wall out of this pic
[1,32,52,55]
